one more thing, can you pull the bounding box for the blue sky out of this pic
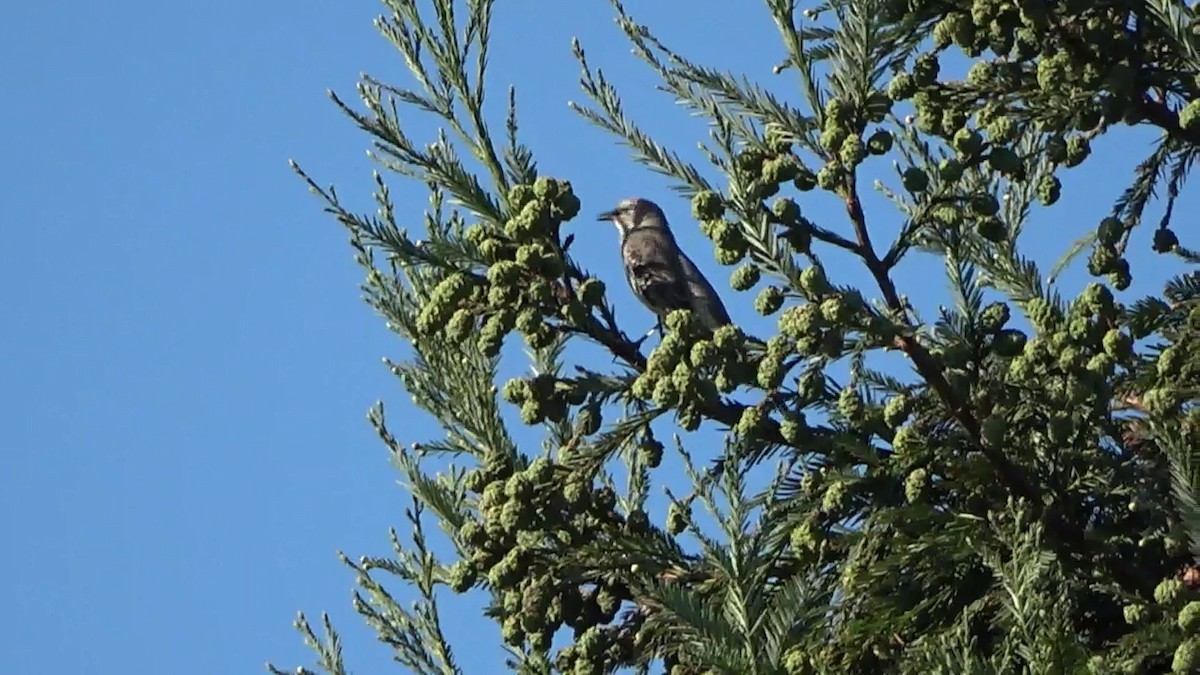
[1,1,1191,673]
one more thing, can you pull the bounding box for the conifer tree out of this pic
[270,0,1200,672]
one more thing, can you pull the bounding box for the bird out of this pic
[596,197,732,336]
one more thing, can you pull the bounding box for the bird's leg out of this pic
[655,318,665,339]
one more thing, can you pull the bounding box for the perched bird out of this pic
[597,197,732,334]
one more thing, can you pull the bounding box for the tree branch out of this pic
[842,174,1156,596]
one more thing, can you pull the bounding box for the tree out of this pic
[269,0,1200,672]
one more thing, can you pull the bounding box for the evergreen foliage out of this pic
[270,0,1200,672]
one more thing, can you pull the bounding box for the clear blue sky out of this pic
[1,1,1189,673]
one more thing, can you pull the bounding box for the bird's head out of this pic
[597,197,667,237]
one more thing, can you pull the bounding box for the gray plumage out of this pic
[597,197,732,331]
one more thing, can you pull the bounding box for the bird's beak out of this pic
[596,209,617,222]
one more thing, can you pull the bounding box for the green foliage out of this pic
[271,0,1200,673]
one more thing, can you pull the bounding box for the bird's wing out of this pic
[678,249,733,329]
[622,231,693,317]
